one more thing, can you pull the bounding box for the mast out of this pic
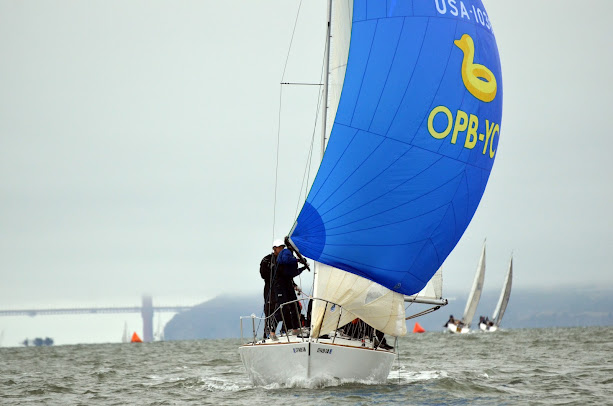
[309,0,332,331]
[320,0,332,158]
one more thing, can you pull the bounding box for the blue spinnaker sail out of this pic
[290,0,503,296]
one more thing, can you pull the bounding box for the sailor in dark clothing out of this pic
[444,314,459,328]
[259,251,277,339]
[270,238,306,337]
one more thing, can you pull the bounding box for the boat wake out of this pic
[255,368,448,389]
[393,368,449,384]
[199,377,242,393]
[260,375,387,390]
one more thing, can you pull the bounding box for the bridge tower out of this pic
[141,295,154,342]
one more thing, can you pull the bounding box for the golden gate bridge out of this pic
[0,295,192,342]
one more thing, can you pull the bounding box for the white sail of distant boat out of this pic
[447,241,486,334]
[154,314,165,341]
[480,255,513,332]
[239,0,503,385]
[122,322,128,343]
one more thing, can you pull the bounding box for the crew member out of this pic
[270,238,306,336]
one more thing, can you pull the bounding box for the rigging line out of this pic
[293,106,317,220]
[272,85,282,241]
[280,0,305,82]
[273,0,304,241]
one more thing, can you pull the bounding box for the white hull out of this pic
[479,323,498,332]
[446,323,470,334]
[239,335,395,386]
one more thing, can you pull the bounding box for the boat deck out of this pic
[243,330,394,353]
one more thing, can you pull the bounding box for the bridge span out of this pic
[0,296,193,342]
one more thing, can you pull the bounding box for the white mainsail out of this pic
[461,241,486,327]
[492,256,513,327]
[325,0,352,149]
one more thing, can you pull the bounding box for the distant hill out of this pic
[164,294,262,341]
[164,286,613,340]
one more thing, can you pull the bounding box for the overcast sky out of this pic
[1,0,612,345]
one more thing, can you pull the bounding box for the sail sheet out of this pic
[492,256,513,327]
[290,0,503,296]
[462,241,486,327]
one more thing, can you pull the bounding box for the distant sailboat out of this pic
[239,0,503,385]
[154,314,165,341]
[446,241,486,334]
[122,322,129,343]
[480,255,513,332]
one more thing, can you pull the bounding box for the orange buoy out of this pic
[413,322,425,333]
[131,332,143,343]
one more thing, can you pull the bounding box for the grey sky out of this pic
[1,1,612,345]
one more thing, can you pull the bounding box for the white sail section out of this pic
[419,268,443,299]
[324,0,352,148]
[493,256,513,327]
[403,268,444,304]
[310,263,407,338]
[462,242,486,327]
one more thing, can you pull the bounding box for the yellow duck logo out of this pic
[454,34,497,103]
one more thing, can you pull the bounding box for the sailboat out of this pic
[480,255,513,332]
[154,314,165,341]
[446,241,486,334]
[239,0,503,385]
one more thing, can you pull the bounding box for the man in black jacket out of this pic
[271,239,306,335]
[259,251,276,340]
[261,239,308,340]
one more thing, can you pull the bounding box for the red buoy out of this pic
[413,322,425,333]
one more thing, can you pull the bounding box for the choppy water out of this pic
[2,326,612,405]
